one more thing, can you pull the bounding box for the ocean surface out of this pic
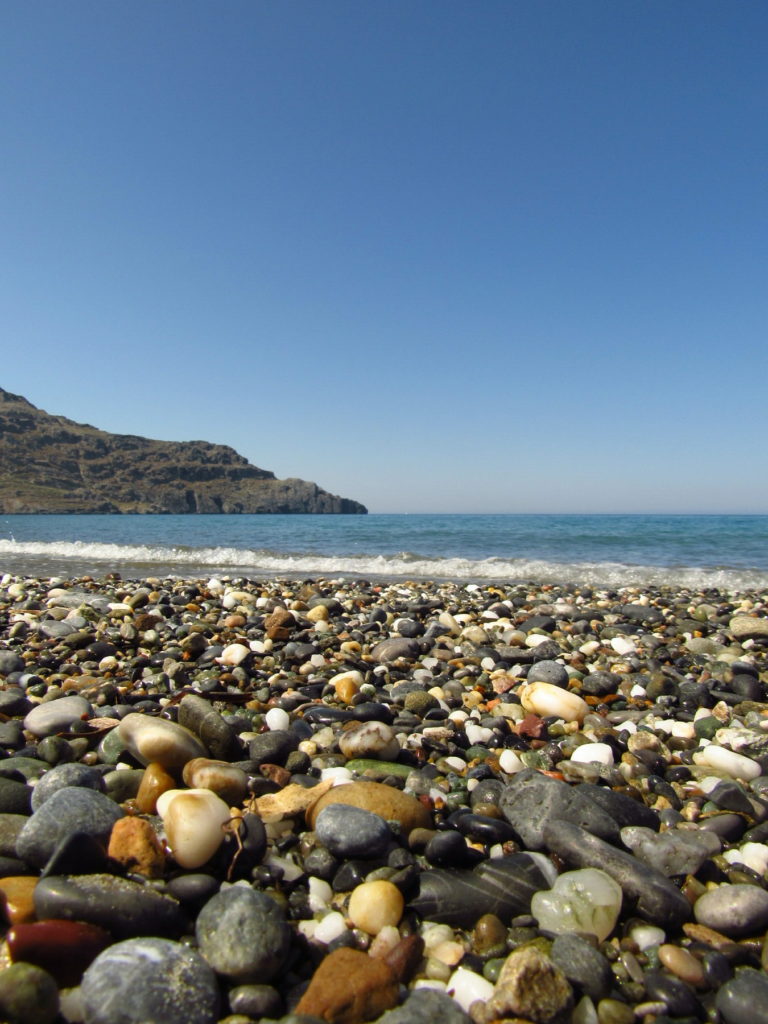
[1,514,767,591]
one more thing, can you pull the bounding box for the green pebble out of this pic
[464,745,491,761]
[597,998,635,1024]
[694,716,720,740]
[0,963,59,1024]
[344,759,412,777]
[403,691,439,715]
[482,957,507,983]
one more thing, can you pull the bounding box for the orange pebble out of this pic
[135,761,176,814]
[0,876,38,925]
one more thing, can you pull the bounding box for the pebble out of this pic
[472,945,573,1024]
[716,967,768,1024]
[315,802,392,859]
[16,787,124,869]
[531,867,623,941]
[348,879,404,934]
[0,962,59,1024]
[157,787,232,869]
[0,571,766,1022]
[694,882,768,937]
[81,937,220,1024]
[118,712,209,769]
[23,695,92,737]
[195,885,291,982]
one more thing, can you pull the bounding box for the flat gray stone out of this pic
[195,885,290,982]
[17,787,123,868]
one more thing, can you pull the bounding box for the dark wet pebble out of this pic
[550,933,614,1000]
[34,873,187,938]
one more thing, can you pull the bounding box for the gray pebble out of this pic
[716,968,768,1024]
[196,885,291,982]
[30,763,105,811]
[550,933,614,1000]
[315,803,392,858]
[375,987,472,1024]
[81,937,220,1024]
[23,695,92,737]
[0,962,59,1024]
[526,660,569,687]
[17,787,122,868]
[694,884,768,938]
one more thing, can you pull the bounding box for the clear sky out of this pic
[2,1,766,514]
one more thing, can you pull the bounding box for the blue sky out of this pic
[2,1,766,514]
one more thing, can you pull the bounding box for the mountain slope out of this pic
[0,389,367,514]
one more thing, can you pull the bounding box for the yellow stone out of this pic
[0,877,37,925]
[348,881,404,935]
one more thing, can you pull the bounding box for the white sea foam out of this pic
[1,538,766,591]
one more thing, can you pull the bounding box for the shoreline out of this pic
[1,571,767,1022]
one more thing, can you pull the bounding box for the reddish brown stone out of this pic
[294,947,399,1024]
[264,607,295,641]
[514,713,547,739]
[107,816,166,877]
[8,919,112,986]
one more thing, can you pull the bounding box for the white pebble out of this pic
[499,749,525,774]
[320,767,354,784]
[265,707,290,731]
[156,788,231,869]
[722,842,768,875]
[217,643,251,666]
[611,637,636,655]
[519,681,588,723]
[628,922,666,950]
[531,868,622,941]
[308,876,333,912]
[570,743,615,766]
[464,723,494,745]
[447,967,495,1013]
[313,911,348,944]
[692,745,762,780]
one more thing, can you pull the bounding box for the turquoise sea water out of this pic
[1,514,767,590]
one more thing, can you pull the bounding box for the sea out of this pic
[1,514,767,592]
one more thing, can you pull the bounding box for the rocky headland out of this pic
[0,388,367,515]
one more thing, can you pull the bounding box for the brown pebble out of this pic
[658,943,706,987]
[294,946,399,1024]
[381,933,424,983]
[134,761,176,814]
[306,780,432,834]
[107,816,166,877]
[473,913,508,955]
[0,877,37,925]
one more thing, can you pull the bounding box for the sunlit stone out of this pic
[157,788,231,869]
[570,743,615,766]
[519,682,588,723]
[531,868,622,941]
[692,744,762,780]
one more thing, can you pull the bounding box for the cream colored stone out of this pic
[347,880,404,934]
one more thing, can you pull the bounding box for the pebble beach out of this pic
[1,570,768,1024]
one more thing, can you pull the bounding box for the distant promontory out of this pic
[0,388,367,514]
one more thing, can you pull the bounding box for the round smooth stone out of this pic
[716,967,768,1024]
[195,885,291,982]
[338,721,400,761]
[694,883,768,938]
[531,868,622,941]
[0,962,59,1024]
[118,713,208,770]
[181,758,248,805]
[16,787,123,869]
[81,937,220,1024]
[315,803,392,859]
[30,763,105,811]
[519,682,588,723]
[526,660,570,688]
[348,880,404,935]
[306,780,431,834]
[157,788,232,869]
[265,707,290,731]
[23,696,92,738]
[570,743,615,767]
[447,966,495,1013]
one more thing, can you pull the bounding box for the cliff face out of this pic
[0,389,367,514]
